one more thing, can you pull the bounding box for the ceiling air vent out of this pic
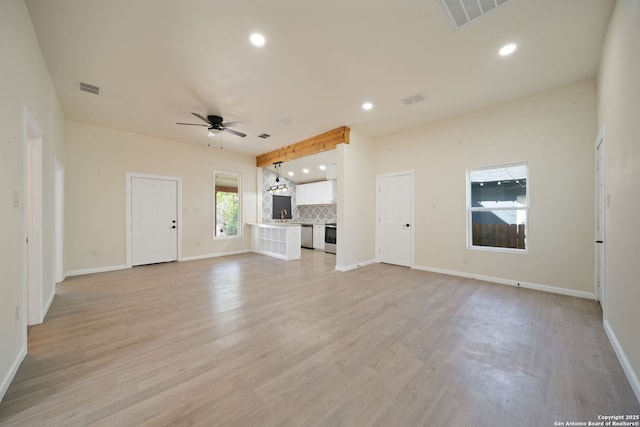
[78,81,100,95]
[401,92,427,106]
[440,0,513,30]
[258,133,271,139]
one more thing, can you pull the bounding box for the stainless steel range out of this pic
[324,223,336,254]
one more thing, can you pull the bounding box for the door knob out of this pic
[171,225,176,229]
[405,224,410,227]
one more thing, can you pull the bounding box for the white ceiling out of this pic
[277,150,337,184]
[25,0,614,158]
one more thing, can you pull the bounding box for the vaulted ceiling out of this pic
[25,0,614,156]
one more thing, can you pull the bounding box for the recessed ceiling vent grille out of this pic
[402,92,427,106]
[258,133,271,139]
[78,81,100,95]
[440,0,513,30]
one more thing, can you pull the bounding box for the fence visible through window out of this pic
[468,163,528,251]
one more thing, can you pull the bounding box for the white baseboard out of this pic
[412,264,595,300]
[335,259,376,272]
[66,265,128,277]
[180,250,251,262]
[0,345,26,402]
[604,319,640,404]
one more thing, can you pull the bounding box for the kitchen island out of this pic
[248,223,301,260]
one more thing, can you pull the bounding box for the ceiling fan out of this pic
[177,113,247,137]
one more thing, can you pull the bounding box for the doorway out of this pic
[24,108,44,325]
[376,171,414,267]
[126,173,182,267]
[595,128,606,311]
[54,160,65,283]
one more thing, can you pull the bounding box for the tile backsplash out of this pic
[297,205,337,223]
[262,168,337,223]
[262,169,297,222]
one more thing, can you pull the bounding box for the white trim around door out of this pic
[594,127,606,314]
[125,173,183,268]
[23,107,44,326]
[54,159,65,284]
[376,170,415,267]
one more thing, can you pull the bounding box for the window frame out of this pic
[466,162,529,253]
[213,170,242,240]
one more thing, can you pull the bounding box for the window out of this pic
[467,163,528,251]
[214,171,241,238]
[272,195,292,220]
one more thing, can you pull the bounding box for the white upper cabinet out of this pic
[296,184,310,206]
[296,180,336,205]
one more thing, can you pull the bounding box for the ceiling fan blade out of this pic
[221,121,244,128]
[222,128,247,138]
[176,122,209,126]
[191,112,212,125]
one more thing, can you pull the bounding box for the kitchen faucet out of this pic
[280,209,288,222]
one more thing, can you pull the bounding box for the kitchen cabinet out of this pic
[296,180,336,205]
[313,224,325,250]
[250,223,301,260]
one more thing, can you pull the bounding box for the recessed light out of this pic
[250,33,266,47]
[362,102,373,111]
[319,165,327,171]
[287,171,294,177]
[302,168,310,174]
[499,43,517,56]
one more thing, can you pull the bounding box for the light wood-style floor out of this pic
[1,250,638,426]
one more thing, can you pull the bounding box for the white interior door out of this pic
[377,172,413,267]
[595,132,606,309]
[131,177,178,266]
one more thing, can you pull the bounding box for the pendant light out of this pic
[268,161,288,192]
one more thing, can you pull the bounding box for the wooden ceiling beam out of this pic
[256,126,350,167]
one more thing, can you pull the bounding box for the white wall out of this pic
[65,121,257,273]
[337,130,376,270]
[597,0,640,401]
[374,80,597,296]
[0,0,65,400]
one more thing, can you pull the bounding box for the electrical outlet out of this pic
[14,305,19,323]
